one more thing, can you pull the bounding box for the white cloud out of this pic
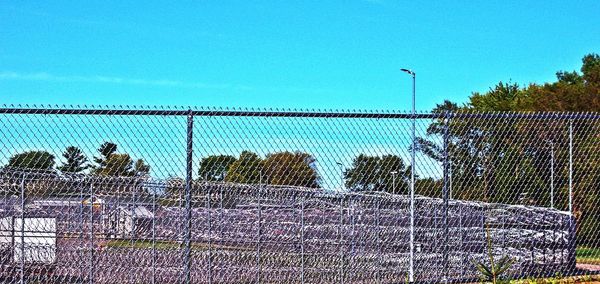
[0,71,252,90]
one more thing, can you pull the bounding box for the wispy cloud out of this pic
[362,0,385,5]
[2,5,223,41]
[0,71,252,90]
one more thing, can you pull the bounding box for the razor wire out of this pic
[0,106,598,283]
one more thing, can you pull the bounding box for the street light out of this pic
[401,67,416,283]
[390,171,398,194]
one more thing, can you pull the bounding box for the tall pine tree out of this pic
[58,146,89,173]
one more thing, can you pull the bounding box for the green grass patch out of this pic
[104,239,252,251]
[509,274,600,284]
[576,246,600,265]
[105,239,183,250]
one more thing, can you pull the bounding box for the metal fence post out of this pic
[130,184,137,284]
[561,217,566,266]
[300,197,305,284]
[568,120,573,216]
[350,197,355,283]
[458,204,464,277]
[79,181,84,284]
[219,187,224,241]
[207,181,212,284]
[567,119,576,273]
[184,110,194,284]
[376,198,381,284]
[551,214,556,269]
[20,175,25,284]
[218,185,223,283]
[442,113,450,283]
[339,196,344,284]
[89,183,94,284]
[152,185,156,284]
[257,184,262,284]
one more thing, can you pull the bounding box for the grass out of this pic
[576,246,600,265]
[104,239,251,251]
[507,274,600,284]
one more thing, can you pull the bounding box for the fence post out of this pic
[561,217,566,267]
[184,110,194,284]
[218,185,223,283]
[219,187,224,241]
[130,184,137,284]
[207,181,212,284]
[458,204,464,277]
[257,184,262,284]
[300,196,305,284]
[339,196,344,284]
[89,183,94,284]
[568,119,573,216]
[350,197,355,283]
[79,181,84,284]
[567,119,576,273]
[152,184,156,284]
[376,198,381,284]
[20,175,25,284]
[442,112,450,283]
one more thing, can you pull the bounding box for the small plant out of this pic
[471,223,515,284]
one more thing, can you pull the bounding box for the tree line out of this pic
[2,141,150,177]
[198,151,319,188]
[197,151,413,193]
[415,53,600,245]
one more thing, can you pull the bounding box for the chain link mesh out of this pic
[0,106,598,283]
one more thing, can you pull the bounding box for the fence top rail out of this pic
[0,105,599,119]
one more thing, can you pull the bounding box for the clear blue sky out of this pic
[1,1,599,111]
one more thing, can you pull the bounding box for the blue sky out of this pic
[1,1,599,111]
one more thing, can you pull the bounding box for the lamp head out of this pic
[400,68,415,76]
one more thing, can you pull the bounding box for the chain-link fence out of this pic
[0,106,598,283]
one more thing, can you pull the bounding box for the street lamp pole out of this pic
[401,68,415,283]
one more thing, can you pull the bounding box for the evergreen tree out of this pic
[58,146,89,173]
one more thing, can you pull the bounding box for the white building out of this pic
[0,216,56,264]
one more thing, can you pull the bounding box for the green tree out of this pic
[198,155,236,181]
[98,153,134,176]
[344,154,382,191]
[421,53,600,245]
[134,158,150,176]
[7,150,55,170]
[469,81,524,111]
[262,151,319,188]
[225,151,263,184]
[344,154,409,193]
[93,141,117,173]
[2,151,56,197]
[58,146,89,173]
